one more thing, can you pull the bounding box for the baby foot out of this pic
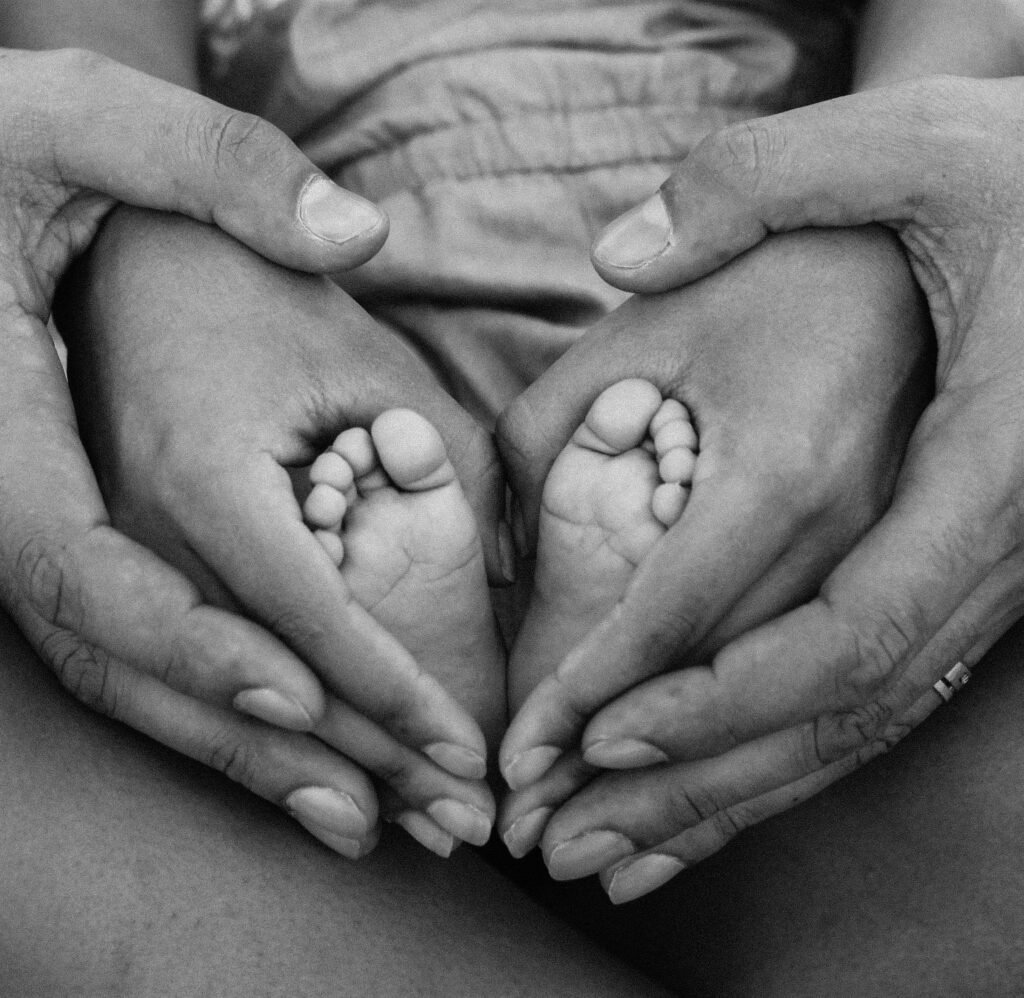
[302,409,506,751]
[508,379,697,713]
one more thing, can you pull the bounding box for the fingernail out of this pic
[497,521,517,583]
[304,826,366,860]
[234,687,314,731]
[502,746,562,790]
[285,786,371,839]
[426,799,492,847]
[423,742,487,780]
[593,193,673,269]
[546,830,634,881]
[502,807,553,859]
[394,811,457,859]
[298,175,385,244]
[606,854,685,904]
[511,498,528,558]
[583,738,670,769]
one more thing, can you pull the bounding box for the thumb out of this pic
[42,49,387,273]
[589,78,960,293]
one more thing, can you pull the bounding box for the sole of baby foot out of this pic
[302,408,507,752]
[507,379,698,716]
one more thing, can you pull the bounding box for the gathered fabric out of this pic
[203,0,856,423]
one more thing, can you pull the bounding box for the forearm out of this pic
[855,0,1024,89]
[0,0,199,88]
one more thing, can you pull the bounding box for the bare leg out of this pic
[0,610,665,998]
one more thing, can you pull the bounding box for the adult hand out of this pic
[496,75,1024,896]
[0,46,409,856]
[497,225,931,859]
[586,75,1024,807]
[57,205,506,850]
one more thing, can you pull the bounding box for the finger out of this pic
[588,77,978,292]
[499,467,800,788]
[539,726,829,882]
[31,48,388,272]
[591,587,1012,902]
[175,453,489,778]
[498,751,597,859]
[0,317,328,729]
[597,648,983,904]
[313,698,495,848]
[27,637,382,859]
[648,405,1009,757]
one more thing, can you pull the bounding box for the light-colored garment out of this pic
[203,0,856,423]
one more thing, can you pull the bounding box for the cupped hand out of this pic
[497,223,933,868]
[56,205,506,851]
[531,75,1024,895]
[0,46,404,855]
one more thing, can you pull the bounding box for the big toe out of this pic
[575,379,663,455]
[371,409,455,492]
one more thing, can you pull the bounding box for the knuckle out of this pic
[693,120,783,195]
[709,801,754,844]
[14,534,85,633]
[812,698,895,764]
[44,630,121,718]
[664,776,719,828]
[190,108,276,176]
[205,729,263,790]
[828,602,920,705]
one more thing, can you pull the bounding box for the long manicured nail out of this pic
[423,742,487,780]
[498,521,517,583]
[298,175,385,244]
[234,687,314,730]
[427,799,492,847]
[606,854,685,904]
[592,193,673,269]
[502,807,553,859]
[583,738,670,769]
[546,831,634,881]
[394,811,457,859]
[285,786,370,839]
[502,746,562,790]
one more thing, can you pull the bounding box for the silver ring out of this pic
[933,661,972,703]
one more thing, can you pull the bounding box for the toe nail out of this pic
[285,786,371,838]
[583,739,669,769]
[607,854,685,904]
[423,742,487,780]
[546,831,634,881]
[234,687,314,730]
[502,746,562,790]
[502,807,553,859]
[427,799,492,846]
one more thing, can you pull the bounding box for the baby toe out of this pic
[304,482,348,530]
[578,379,663,455]
[652,482,689,527]
[371,409,455,492]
